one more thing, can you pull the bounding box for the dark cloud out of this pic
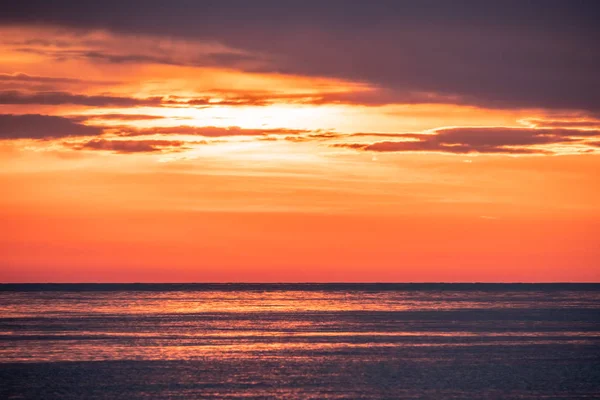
[76,138,195,153]
[1,89,391,109]
[0,72,83,84]
[75,50,180,65]
[2,1,598,111]
[119,126,308,137]
[0,90,162,107]
[434,127,585,146]
[333,127,600,155]
[0,114,102,139]
[343,141,546,155]
[71,114,166,122]
[303,91,464,107]
[0,72,118,85]
[0,73,121,93]
[13,46,264,71]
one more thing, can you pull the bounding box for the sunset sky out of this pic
[1,1,598,282]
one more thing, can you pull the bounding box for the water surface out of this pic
[1,284,599,399]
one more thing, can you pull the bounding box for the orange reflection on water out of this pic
[1,289,598,363]
[3,290,596,317]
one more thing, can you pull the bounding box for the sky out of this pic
[0,1,599,282]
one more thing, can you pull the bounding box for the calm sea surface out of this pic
[1,284,599,399]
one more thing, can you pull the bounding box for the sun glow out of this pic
[0,13,599,283]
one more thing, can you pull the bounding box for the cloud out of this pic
[333,127,600,155]
[522,118,600,129]
[0,114,102,139]
[0,73,122,93]
[3,27,264,72]
[161,90,389,108]
[165,96,272,107]
[347,141,545,155]
[350,132,424,139]
[0,72,82,84]
[0,72,118,85]
[119,126,308,137]
[76,138,199,153]
[283,132,341,142]
[433,127,589,146]
[2,1,598,112]
[71,114,166,122]
[168,87,437,108]
[0,89,398,109]
[78,49,262,69]
[0,90,162,107]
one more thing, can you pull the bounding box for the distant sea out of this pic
[1,284,599,399]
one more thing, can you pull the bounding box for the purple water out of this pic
[1,284,599,399]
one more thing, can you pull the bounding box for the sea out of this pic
[1,284,599,399]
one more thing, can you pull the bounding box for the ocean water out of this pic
[1,284,599,399]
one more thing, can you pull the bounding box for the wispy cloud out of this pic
[118,126,309,138]
[0,72,119,85]
[333,127,600,155]
[0,90,162,107]
[75,138,200,153]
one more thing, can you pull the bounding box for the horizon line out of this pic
[1,282,598,285]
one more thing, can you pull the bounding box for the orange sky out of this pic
[0,20,599,282]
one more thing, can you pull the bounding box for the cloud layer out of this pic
[77,138,194,153]
[0,90,162,107]
[0,114,101,139]
[2,1,598,112]
[334,127,600,154]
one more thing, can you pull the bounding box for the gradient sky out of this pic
[1,1,599,282]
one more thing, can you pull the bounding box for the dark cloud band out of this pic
[2,1,598,112]
[333,127,600,155]
[0,114,102,139]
